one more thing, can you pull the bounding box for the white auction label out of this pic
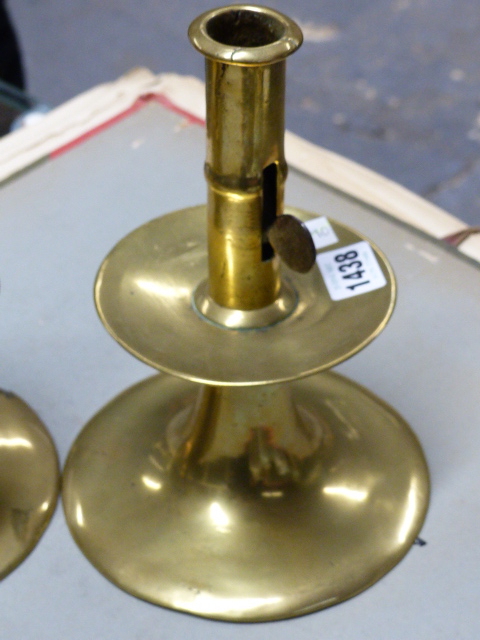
[316,241,387,301]
[304,216,339,250]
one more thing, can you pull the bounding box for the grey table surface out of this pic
[8,0,480,227]
[0,97,479,639]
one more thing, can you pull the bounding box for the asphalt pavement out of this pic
[7,0,480,225]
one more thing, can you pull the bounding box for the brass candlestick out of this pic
[0,391,59,580]
[63,5,429,622]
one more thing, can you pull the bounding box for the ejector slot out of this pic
[261,162,277,261]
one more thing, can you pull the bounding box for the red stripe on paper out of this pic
[50,92,204,159]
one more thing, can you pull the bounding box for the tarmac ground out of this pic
[7,0,480,226]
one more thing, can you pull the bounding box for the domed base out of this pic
[62,372,429,622]
[0,391,60,580]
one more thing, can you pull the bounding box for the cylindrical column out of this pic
[179,382,325,486]
[189,6,302,309]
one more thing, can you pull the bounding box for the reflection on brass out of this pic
[63,4,429,623]
[0,391,59,580]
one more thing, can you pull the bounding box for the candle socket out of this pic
[189,6,303,310]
